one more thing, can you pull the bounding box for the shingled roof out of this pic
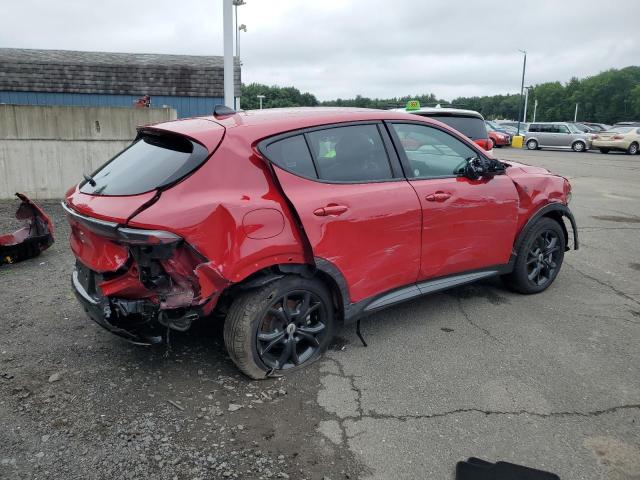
[0,48,241,97]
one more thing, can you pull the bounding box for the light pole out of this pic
[257,94,265,109]
[516,49,527,135]
[223,0,234,108]
[533,99,538,122]
[233,0,246,58]
[232,0,246,110]
[523,86,532,123]
[574,103,579,122]
[237,24,247,60]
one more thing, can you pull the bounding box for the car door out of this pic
[555,124,573,147]
[387,121,519,280]
[259,123,422,303]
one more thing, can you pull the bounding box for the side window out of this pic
[529,124,540,133]
[391,123,476,179]
[264,135,318,179]
[557,124,570,134]
[305,125,393,182]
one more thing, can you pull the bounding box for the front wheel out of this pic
[526,139,539,150]
[627,142,639,155]
[502,217,566,294]
[572,141,586,152]
[224,276,335,379]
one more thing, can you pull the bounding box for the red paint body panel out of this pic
[272,167,422,302]
[127,136,309,283]
[65,188,157,223]
[408,175,519,279]
[68,219,129,272]
[63,108,572,321]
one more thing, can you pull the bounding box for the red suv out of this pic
[64,107,578,379]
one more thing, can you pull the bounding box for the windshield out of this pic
[421,114,488,140]
[80,133,208,196]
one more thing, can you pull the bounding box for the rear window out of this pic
[417,114,487,140]
[80,133,208,196]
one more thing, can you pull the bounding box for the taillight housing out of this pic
[612,135,624,140]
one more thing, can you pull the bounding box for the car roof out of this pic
[389,106,484,119]
[147,107,465,148]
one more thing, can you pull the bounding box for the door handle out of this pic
[425,192,451,202]
[313,204,349,216]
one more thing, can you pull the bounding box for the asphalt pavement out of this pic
[1,147,638,479]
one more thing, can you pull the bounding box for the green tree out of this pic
[240,83,318,110]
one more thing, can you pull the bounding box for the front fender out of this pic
[512,203,579,260]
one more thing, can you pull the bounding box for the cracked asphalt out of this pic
[1,148,639,479]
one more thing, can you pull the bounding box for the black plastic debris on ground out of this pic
[0,193,55,265]
[457,458,560,480]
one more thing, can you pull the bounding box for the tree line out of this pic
[240,66,640,124]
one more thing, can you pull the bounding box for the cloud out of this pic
[1,0,638,100]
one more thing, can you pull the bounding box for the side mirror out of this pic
[465,157,503,180]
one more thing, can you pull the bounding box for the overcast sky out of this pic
[2,0,638,101]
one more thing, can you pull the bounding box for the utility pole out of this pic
[574,103,579,122]
[523,86,530,123]
[223,0,234,108]
[533,99,538,123]
[516,50,527,135]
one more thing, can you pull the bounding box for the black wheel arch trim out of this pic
[512,203,579,264]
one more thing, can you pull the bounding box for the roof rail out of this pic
[213,105,237,117]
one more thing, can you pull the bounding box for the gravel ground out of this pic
[2,148,639,479]
[0,200,363,479]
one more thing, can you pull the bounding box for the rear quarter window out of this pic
[80,133,208,196]
[264,135,318,179]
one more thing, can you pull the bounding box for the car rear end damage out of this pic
[64,120,230,345]
[64,199,231,345]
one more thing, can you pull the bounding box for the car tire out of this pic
[526,139,538,150]
[224,275,335,379]
[501,217,566,294]
[599,148,610,154]
[627,142,639,155]
[572,141,586,152]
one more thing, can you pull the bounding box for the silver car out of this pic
[525,122,592,152]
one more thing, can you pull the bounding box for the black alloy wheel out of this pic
[525,229,561,287]
[501,217,566,294]
[256,290,328,370]
[224,276,335,379]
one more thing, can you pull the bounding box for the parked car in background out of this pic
[485,122,511,147]
[571,123,599,133]
[592,126,640,154]
[394,104,493,152]
[496,121,529,135]
[612,121,640,128]
[63,107,578,378]
[525,122,592,152]
[498,124,524,136]
[582,122,612,132]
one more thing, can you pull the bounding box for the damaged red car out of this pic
[64,107,578,379]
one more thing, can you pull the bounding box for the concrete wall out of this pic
[0,104,177,199]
